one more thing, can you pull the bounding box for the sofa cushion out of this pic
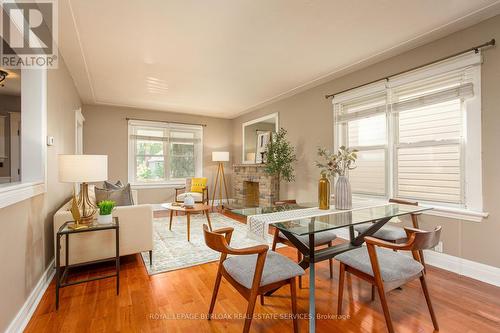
[336,247,424,282]
[223,251,305,289]
[95,183,134,206]
[190,177,207,193]
[104,180,123,190]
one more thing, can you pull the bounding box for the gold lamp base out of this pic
[68,183,97,229]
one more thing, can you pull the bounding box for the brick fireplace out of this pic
[233,164,279,206]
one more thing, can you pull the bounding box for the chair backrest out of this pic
[405,226,442,251]
[203,224,231,254]
[389,198,418,206]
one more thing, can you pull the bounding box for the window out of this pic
[334,51,483,213]
[128,120,203,186]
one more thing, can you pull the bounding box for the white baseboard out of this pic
[6,259,55,333]
[334,228,500,287]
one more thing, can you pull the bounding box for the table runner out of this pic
[246,202,391,241]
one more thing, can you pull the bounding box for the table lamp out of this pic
[58,154,108,228]
[211,151,229,210]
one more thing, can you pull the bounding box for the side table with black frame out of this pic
[55,217,120,310]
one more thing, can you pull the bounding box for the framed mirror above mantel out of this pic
[241,113,278,164]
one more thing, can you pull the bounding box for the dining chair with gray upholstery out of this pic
[203,224,305,333]
[335,226,441,333]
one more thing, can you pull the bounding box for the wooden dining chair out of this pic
[271,199,337,288]
[203,225,304,333]
[354,198,427,270]
[336,226,441,333]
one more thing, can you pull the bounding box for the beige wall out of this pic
[0,57,81,331]
[232,15,500,268]
[0,94,21,177]
[82,105,233,204]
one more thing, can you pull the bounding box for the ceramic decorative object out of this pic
[335,175,352,210]
[184,194,195,208]
[97,213,113,224]
[318,173,330,210]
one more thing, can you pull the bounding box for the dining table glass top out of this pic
[271,204,431,236]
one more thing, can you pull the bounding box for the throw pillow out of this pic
[190,177,207,193]
[95,183,134,206]
[104,180,123,190]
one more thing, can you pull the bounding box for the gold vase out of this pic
[318,173,330,210]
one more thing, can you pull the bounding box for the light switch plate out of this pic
[46,136,54,146]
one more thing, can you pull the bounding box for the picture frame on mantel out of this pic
[255,131,271,164]
[241,112,279,165]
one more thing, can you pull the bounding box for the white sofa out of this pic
[53,187,153,266]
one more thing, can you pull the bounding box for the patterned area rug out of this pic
[141,213,278,275]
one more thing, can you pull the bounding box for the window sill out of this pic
[350,195,488,222]
[0,182,46,209]
[130,182,184,190]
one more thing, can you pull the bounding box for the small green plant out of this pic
[98,200,115,215]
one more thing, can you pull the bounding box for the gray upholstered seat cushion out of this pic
[354,224,407,241]
[278,230,337,246]
[223,251,305,289]
[336,247,424,282]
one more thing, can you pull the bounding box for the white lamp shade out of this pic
[212,151,230,162]
[58,155,108,183]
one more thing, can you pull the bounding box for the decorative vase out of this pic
[184,194,195,207]
[335,175,352,210]
[318,173,330,210]
[97,213,113,224]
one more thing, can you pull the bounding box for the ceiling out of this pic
[58,0,500,118]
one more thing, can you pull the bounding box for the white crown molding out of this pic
[5,259,55,333]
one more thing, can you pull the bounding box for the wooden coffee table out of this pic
[161,203,212,242]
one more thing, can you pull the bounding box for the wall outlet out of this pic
[433,241,443,253]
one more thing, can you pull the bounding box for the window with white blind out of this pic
[128,120,203,186]
[334,51,483,213]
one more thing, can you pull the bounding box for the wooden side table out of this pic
[161,203,212,242]
[55,217,120,310]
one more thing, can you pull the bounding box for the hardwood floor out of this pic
[25,211,500,333]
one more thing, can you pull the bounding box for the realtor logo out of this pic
[1,0,58,68]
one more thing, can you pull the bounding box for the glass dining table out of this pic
[265,203,431,333]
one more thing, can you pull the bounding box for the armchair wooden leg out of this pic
[420,275,439,331]
[375,280,394,333]
[337,263,345,315]
[297,251,303,289]
[290,278,299,333]
[328,241,334,279]
[208,269,223,319]
[243,291,258,333]
[169,210,174,231]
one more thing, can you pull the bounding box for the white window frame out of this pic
[333,52,488,222]
[0,68,47,209]
[127,120,203,188]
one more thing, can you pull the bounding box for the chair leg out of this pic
[290,278,299,333]
[297,251,303,289]
[420,275,439,331]
[243,291,259,333]
[337,263,345,315]
[328,241,334,279]
[419,249,427,274]
[271,229,279,251]
[208,270,223,319]
[375,279,394,333]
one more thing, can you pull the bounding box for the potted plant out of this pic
[316,146,358,209]
[264,128,297,203]
[97,200,115,224]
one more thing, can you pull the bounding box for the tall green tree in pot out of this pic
[264,128,297,203]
